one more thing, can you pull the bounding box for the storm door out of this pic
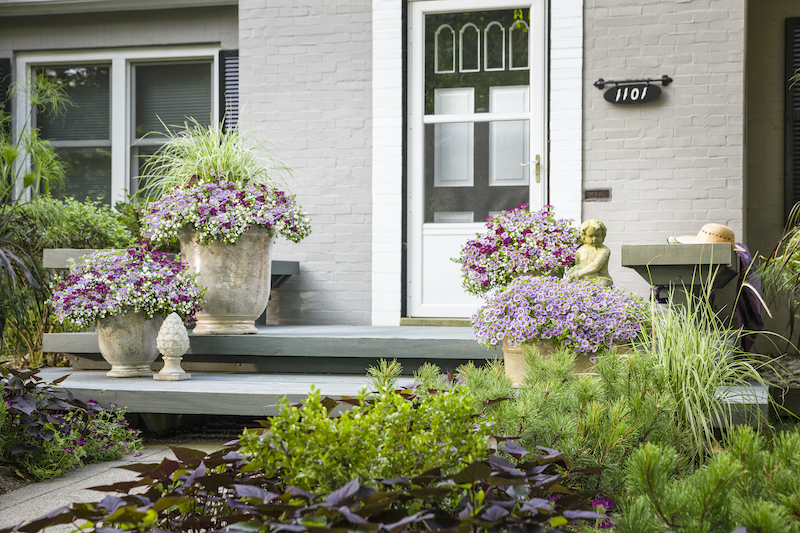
[408,0,546,317]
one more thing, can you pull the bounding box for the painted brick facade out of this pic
[239,0,374,325]
[582,0,746,294]
[0,7,238,55]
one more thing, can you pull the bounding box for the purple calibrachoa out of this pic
[139,169,311,247]
[472,276,649,353]
[49,246,206,327]
[454,204,581,297]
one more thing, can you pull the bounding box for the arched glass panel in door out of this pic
[424,8,531,224]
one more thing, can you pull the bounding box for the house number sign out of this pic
[603,83,661,104]
[594,76,672,105]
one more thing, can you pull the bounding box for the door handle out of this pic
[521,155,541,183]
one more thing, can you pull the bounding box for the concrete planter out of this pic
[180,226,273,335]
[501,339,595,387]
[96,311,164,377]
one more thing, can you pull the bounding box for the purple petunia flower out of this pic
[453,205,580,297]
[472,276,648,354]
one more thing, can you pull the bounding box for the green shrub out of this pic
[6,195,133,255]
[0,196,134,366]
[240,386,491,493]
[616,426,800,533]
[456,347,686,495]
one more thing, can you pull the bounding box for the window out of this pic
[17,46,226,205]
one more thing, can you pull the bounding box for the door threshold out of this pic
[400,317,471,327]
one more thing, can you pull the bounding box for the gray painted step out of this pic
[44,325,496,374]
[38,368,412,416]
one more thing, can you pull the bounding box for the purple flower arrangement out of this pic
[139,169,311,246]
[472,276,649,353]
[49,246,206,327]
[454,204,581,296]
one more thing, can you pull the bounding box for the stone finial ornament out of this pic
[564,219,614,287]
[154,312,191,381]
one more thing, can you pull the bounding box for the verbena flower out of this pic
[49,246,206,327]
[454,204,580,296]
[472,276,648,353]
[140,169,311,246]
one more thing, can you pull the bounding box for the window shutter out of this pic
[786,18,800,217]
[0,58,11,120]
[220,50,239,132]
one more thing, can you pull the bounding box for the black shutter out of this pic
[0,58,11,119]
[786,19,800,217]
[219,50,239,132]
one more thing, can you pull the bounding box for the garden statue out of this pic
[565,219,613,287]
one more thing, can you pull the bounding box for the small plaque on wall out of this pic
[603,84,661,104]
[584,189,611,202]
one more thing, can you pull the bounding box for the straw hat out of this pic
[675,223,742,250]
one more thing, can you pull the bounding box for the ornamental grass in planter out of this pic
[49,246,205,377]
[139,122,311,334]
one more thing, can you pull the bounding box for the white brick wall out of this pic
[582,0,746,295]
[239,0,374,325]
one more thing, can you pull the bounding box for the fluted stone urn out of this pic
[96,311,163,378]
[180,226,273,335]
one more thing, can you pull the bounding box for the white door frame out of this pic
[407,0,548,318]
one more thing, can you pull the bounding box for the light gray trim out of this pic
[0,0,237,16]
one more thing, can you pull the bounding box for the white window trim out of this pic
[14,45,219,205]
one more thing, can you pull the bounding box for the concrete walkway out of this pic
[0,441,227,533]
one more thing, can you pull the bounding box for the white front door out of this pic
[408,0,547,318]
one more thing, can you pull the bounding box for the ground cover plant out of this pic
[2,385,609,533]
[0,365,141,481]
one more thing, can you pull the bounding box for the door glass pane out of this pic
[489,86,529,186]
[135,62,212,138]
[425,121,529,223]
[51,147,112,203]
[424,8,530,223]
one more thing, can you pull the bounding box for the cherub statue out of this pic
[564,219,613,287]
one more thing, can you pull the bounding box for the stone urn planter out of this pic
[181,226,273,335]
[502,339,595,387]
[96,311,164,378]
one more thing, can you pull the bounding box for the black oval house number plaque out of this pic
[603,83,661,104]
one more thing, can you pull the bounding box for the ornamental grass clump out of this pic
[472,275,649,353]
[49,246,205,327]
[454,204,580,296]
[139,170,311,246]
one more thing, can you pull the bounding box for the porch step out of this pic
[38,368,410,416]
[44,325,495,375]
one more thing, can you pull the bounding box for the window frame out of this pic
[14,45,219,204]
